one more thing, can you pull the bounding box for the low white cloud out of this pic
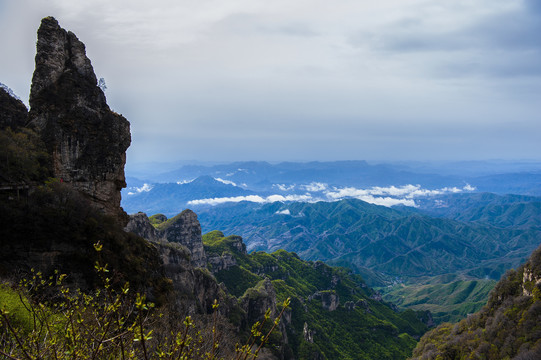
[273,184,296,191]
[215,177,237,186]
[357,195,417,208]
[326,183,475,202]
[187,183,476,208]
[177,179,194,184]
[434,199,449,208]
[127,183,153,195]
[301,182,328,192]
[188,193,312,206]
[463,183,476,191]
[275,209,291,215]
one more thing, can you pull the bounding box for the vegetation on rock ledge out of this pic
[203,230,430,360]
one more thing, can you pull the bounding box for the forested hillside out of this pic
[410,244,541,359]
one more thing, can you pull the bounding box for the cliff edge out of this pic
[27,17,131,222]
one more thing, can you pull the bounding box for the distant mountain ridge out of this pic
[122,176,255,216]
[125,160,541,196]
[122,160,541,218]
[414,192,541,229]
[195,197,541,283]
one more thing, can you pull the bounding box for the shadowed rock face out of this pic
[160,210,208,268]
[28,17,131,223]
[126,210,208,268]
[0,87,28,130]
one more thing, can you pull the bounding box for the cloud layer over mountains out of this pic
[186,181,475,207]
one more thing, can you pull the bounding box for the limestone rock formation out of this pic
[303,322,315,343]
[320,291,339,311]
[126,210,207,268]
[344,301,355,311]
[125,212,165,243]
[0,86,28,130]
[153,241,235,315]
[309,290,340,311]
[159,210,207,267]
[27,17,131,222]
[240,278,288,348]
[207,252,238,272]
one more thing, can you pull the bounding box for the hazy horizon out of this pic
[2,0,541,164]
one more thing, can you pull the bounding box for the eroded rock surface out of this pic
[28,17,131,222]
[125,212,165,243]
[126,210,207,268]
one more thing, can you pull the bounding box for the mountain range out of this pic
[4,15,541,360]
[122,162,541,326]
[195,197,541,281]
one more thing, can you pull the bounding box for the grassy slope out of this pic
[381,275,496,324]
[410,244,541,359]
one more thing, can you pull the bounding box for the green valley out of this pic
[203,230,430,360]
[197,198,541,283]
[380,275,496,324]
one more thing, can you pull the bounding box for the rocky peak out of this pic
[158,210,207,268]
[27,17,131,223]
[228,235,247,254]
[125,212,164,243]
[127,210,207,268]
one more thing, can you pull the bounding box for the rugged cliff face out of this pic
[27,17,131,223]
[127,210,208,268]
[1,17,289,359]
[126,213,291,358]
[125,212,165,243]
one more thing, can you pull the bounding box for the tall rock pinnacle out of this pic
[28,17,131,222]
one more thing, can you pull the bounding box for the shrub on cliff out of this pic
[0,247,290,360]
[0,127,50,184]
[410,245,541,359]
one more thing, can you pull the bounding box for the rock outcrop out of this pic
[126,210,207,268]
[309,290,340,311]
[159,210,207,267]
[522,266,541,297]
[125,212,165,243]
[303,322,315,343]
[27,17,131,223]
[240,278,289,351]
[207,252,238,272]
[154,241,235,315]
[204,234,245,272]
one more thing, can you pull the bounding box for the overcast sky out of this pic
[1,0,540,164]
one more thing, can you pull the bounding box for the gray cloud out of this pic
[353,1,541,78]
[1,0,540,163]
